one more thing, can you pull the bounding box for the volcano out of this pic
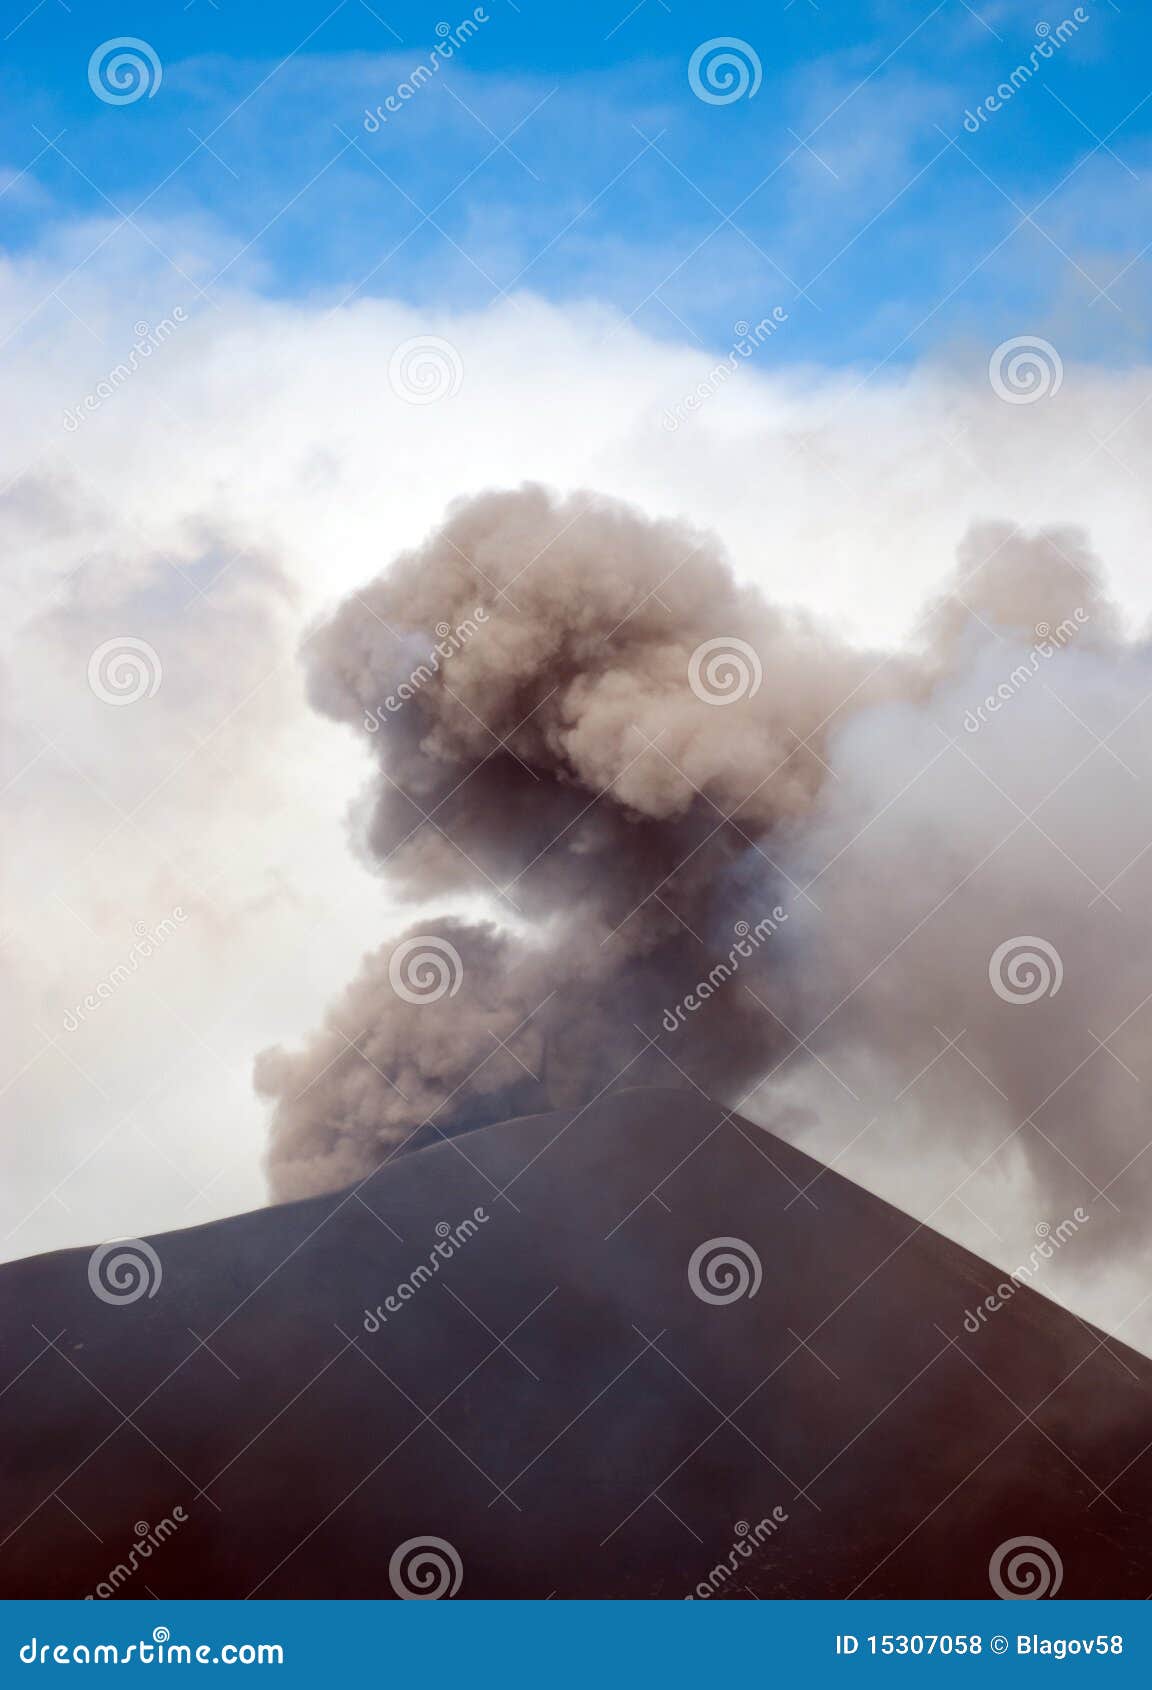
[1,1087,1150,1599]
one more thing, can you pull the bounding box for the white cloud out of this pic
[4,237,1152,1344]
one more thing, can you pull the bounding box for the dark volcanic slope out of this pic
[2,1088,1151,1599]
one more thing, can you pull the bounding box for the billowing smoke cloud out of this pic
[258,486,1150,1264]
[256,484,895,1196]
[768,521,1152,1266]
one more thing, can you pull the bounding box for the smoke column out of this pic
[257,485,1152,1266]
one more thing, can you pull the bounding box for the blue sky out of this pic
[2,0,1149,365]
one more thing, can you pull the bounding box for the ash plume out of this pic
[770,520,1152,1266]
[258,486,1152,1266]
[257,484,895,1197]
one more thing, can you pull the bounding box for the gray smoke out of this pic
[769,520,1152,1265]
[258,486,1150,1263]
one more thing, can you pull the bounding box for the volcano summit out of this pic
[2,1088,1149,1600]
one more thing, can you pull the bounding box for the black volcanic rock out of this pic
[1,1088,1150,1599]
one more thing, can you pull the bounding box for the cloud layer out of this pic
[6,256,1152,1348]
